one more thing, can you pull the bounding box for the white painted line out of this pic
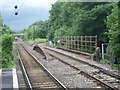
[12,68,19,89]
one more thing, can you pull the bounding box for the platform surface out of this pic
[2,69,13,89]
[1,68,19,89]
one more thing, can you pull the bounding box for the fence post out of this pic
[65,36,67,48]
[90,36,92,54]
[95,35,97,48]
[85,36,87,52]
[81,36,83,51]
[70,36,72,49]
[74,36,75,50]
[77,36,79,50]
[68,36,70,49]
[102,43,104,59]
[59,36,61,47]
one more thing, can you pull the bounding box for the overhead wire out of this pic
[18,0,26,10]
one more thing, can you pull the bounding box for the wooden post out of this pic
[90,36,92,54]
[66,36,68,48]
[95,35,97,48]
[81,36,83,51]
[77,36,79,50]
[74,36,76,50]
[68,36,70,49]
[70,36,72,49]
[85,36,87,52]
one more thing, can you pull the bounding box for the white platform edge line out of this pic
[12,68,19,89]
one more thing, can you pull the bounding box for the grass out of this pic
[100,59,110,64]
[28,38,46,43]
[100,59,120,71]
[112,64,120,71]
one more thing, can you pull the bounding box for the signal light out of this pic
[15,12,18,15]
[14,5,18,9]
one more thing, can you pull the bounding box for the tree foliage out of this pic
[2,34,13,55]
[106,3,120,64]
[0,16,14,68]
[22,21,48,40]
[49,2,113,45]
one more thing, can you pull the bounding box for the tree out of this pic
[106,2,120,64]
[49,2,113,45]
[22,21,47,40]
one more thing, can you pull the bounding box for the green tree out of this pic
[2,34,13,55]
[49,2,113,45]
[22,21,47,40]
[106,2,120,64]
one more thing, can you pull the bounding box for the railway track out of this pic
[44,46,120,90]
[17,43,67,89]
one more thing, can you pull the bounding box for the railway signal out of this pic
[15,12,18,15]
[14,5,18,9]
[14,5,18,15]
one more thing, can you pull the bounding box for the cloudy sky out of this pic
[0,0,57,32]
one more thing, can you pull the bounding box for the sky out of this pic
[0,0,57,32]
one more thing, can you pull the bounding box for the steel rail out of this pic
[20,43,68,90]
[44,46,120,80]
[49,53,119,90]
[17,50,33,90]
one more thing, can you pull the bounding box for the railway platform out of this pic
[0,68,19,89]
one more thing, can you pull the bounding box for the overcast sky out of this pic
[0,0,57,32]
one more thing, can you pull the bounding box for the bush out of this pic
[35,38,46,43]
[106,3,120,65]
[1,53,14,68]
[28,38,46,43]
[2,34,14,54]
[1,34,14,68]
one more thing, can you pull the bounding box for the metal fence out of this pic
[58,36,97,54]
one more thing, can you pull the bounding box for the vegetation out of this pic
[28,38,46,43]
[20,2,120,70]
[106,2,120,70]
[22,21,48,41]
[0,15,14,68]
[100,59,110,64]
[22,2,113,46]
[49,2,113,45]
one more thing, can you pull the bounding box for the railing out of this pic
[58,36,97,54]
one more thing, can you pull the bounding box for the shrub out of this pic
[2,34,14,55]
[106,3,120,66]
[1,34,14,68]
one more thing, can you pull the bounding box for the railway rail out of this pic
[43,46,120,90]
[17,43,67,89]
